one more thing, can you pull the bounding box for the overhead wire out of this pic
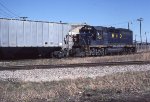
[0,11,10,18]
[0,8,14,18]
[0,0,20,18]
[0,0,20,16]
[106,19,138,27]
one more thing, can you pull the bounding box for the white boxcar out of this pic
[0,18,73,59]
[0,18,72,47]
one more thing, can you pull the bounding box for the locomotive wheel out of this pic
[53,51,64,59]
[50,52,54,58]
[97,49,102,56]
[97,49,101,56]
[98,48,105,56]
[90,48,96,56]
[123,48,128,55]
[90,48,105,56]
[57,52,65,59]
[80,52,86,57]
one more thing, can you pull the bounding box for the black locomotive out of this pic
[70,25,136,57]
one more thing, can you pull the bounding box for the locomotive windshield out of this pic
[97,30,103,39]
[80,25,100,40]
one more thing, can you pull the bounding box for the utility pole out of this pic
[137,18,143,43]
[135,34,137,44]
[145,32,148,50]
[128,21,132,30]
[145,32,147,44]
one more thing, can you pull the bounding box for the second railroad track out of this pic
[0,61,150,71]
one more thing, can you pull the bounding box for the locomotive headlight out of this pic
[112,33,115,38]
[120,34,122,38]
[59,43,62,46]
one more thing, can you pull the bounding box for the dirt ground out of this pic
[0,70,150,102]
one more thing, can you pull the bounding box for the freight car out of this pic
[70,25,136,57]
[0,18,72,59]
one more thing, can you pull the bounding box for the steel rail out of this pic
[0,61,150,71]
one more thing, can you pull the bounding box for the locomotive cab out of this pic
[71,25,106,57]
[73,25,105,46]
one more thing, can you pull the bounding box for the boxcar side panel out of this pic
[58,24,63,47]
[37,22,43,47]
[43,23,49,47]
[24,21,31,46]
[52,24,59,46]
[9,20,17,46]
[48,23,54,47]
[31,22,37,46]
[1,19,9,47]
[16,20,24,47]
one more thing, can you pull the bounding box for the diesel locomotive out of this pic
[70,25,136,57]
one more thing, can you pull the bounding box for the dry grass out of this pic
[0,70,150,102]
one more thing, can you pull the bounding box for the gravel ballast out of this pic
[0,64,150,82]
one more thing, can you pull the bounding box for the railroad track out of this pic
[0,50,149,63]
[0,61,150,71]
